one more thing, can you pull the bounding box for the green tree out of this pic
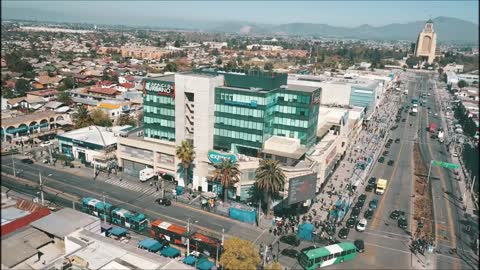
[255,159,286,217]
[457,80,468,89]
[57,91,72,105]
[63,76,75,89]
[176,140,195,185]
[264,62,274,71]
[219,237,260,270]
[91,108,112,127]
[165,62,177,72]
[174,40,181,48]
[216,58,223,65]
[116,114,137,126]
[406,57,420,68]
[15,79,30,95]
[211,159,241,202]
[73,105,92,128]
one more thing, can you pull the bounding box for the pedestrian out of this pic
[156,186,159,192]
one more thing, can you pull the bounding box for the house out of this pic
[6,95,46,110]
[36,75,62,88]
[26,89,60,102]
[443,63,464,73]
[86,87,120,98]
[97,100,131,119]
[116,82,135,92]
[31,82,45,90]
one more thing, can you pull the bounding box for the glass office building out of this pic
[209,69,321,157]
[143,76,176,142]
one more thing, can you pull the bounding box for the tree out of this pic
[15,79,30,95]
[62,76,75,89]
[265,262,283,270]
[264,62,274,71]
[73,105,92,128]
[212,159,241,202]
[219,237,260,270]
[116,114,137,126]
[437,68,444,75]
[216,58,223,65]
[91,108,112,127]
[406,57,420,68]
[174,40,181,48]
[165,62,177,72]
[176,140,195,186]
[458,80,468,89]
[136,111,144,126]
[57,91,72,105]
[255,159,285,217]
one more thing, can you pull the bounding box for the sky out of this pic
[2,0,479,27]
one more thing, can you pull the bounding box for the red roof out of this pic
[119,82,135,89]
[98,80,113,86]
[88,87,118,95]
[125,75,135,81]
[28,89,60,97]
[191,232,220,247]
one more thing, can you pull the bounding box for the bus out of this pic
[190,232,223,258]
[81,197,113,223]
[376,179,388,195]
[150,219,188,246]
[298,242,357,269]
[111,207,148,232]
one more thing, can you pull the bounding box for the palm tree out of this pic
[175,140,195,186]
[73,105,91,128]
[255,159,286,217]
[212,159,241,202]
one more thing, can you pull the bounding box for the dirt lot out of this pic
[412,143,435,240]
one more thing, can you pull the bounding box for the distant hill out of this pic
[2,7,477,44]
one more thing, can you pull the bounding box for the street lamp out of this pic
[38,172,52,206]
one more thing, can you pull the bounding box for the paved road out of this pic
[0,157,276,247]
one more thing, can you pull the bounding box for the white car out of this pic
[428,93,431,96]
[453,152,458,157]
[40,141,52,147]
[357,218,367,232]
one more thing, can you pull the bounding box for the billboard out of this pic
[287,173,317,205]
[207,150,237,164]
[143,79,175,97]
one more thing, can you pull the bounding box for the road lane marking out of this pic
[362,230,411,241]
[253,229,268,244]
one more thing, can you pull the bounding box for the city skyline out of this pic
[2,1,479,27]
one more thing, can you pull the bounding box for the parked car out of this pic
[358,194,367,203]
[364,209,374,219]
[365,183,375,192]
[155,198,172,206]
[398,217,408,229]
[351,206,361,218]
[338,227,350,239]
[369,199,378,209]
[388,160,394,166]
[280,235,300,246]
[40,141,52,147]
[388,138,393,143]
[389,210,406,220]
[346,217,356,228]
[354,239,365,253]
[20,158,34,164]
[378,157,385,163]
[355,201,364,208]
[368,178,376,185]
[395,138,401,143]
[281,249,299,258]
[383,151,389,156]
[356,218,367,232]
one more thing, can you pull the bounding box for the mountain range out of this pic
[2,6,478,44]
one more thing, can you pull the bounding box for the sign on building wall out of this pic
[288,173,317,205]
[207,150,237,164]
[143,80,175,97]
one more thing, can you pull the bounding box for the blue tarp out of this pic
[229,205,256,224]
[182,256,197,266]
[138,238,163,252]
[161,246,181,258]
[297,222,314,241]
[110,227,128,237]
[196,259,215,270]
[176,186,185,195]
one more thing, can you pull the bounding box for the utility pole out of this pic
[48,145,53,165]
[12,154,16,177]
[186,218,190,255]
[221,228,225,246]
[102,193,107,223]
[39,172,45,206]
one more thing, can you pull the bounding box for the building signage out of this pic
[287,173,317,205]
[207,150,237,164]
[144,80,175,97]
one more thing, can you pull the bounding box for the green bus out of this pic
[298,242,357,269]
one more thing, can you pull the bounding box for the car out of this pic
[389,210,406,220]
[368,177,376,185]
[358,194,367,203]
[402,118,406,122]
[434,113,438,117]
[351,206,361,218]
[369,199,378,209]
[40,141,52,147]
[365,183,374,192]
[378,157,385,163]
[280,235,300,246]
[383,151,389,156]
[356,218,367,232]
[281,249,299,258]
[346,217,356,228]
[427,107,431,110]
[155,198,171,206]
[355,201,364,208]
[364,209,374,219]
[20,158,34,164]
[395,138,400,143]
[387,138,393,143]
[338,227,350,239]
[387,160,394,166]
[453,152,458,157]
[354,239,365,253]
[398,217,408,229]
[428,93,431,96]
[395,119,400,123]
[385,144,391,149]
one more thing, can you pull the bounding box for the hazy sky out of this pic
[3,0,479,27]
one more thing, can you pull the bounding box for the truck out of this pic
[438,131,444,143]
[429,123,437,133]
[139,167,156,182]
[376,179,388,195]
[411,107,418,115]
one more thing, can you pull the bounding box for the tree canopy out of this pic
[219,237,260,270]
[212,159,241,202]
[116,114,137,126]
[91,108,112,127]
[457,80,468,89]
[264,62,274,71]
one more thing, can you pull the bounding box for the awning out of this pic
[196,259,215,270]
[182,255,197,266]
[138,238,163,252]
[161,246,181,258]
[110,227,128,237]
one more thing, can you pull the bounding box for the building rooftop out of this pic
[285,84,320,93]
[1,110,58,128]
[144,74,176,83]
[30,208,99,238]
[263,136,307,159]
[57,126,125,148]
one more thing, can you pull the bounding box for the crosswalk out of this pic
[98,174,159,195]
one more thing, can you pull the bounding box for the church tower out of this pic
[414,19,437,64]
